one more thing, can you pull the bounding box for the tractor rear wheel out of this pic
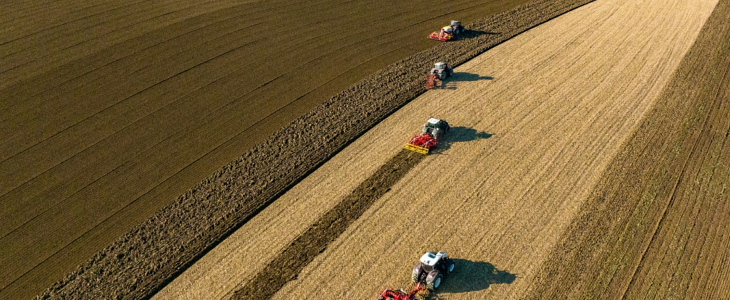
[426,271,443,290]
[412,263,423,283]
[446,259,455,274]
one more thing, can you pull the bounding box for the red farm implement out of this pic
[376,282,425,300]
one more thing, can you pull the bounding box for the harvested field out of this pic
[30,0,592,299]
[527,0,730,298]
[233,149,424,299]
[1,0,536,298]
[155,0,719,299]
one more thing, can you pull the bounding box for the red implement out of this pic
[377,282,425,300]
[404,133,437,154]
[426,74,438,89]
[428,31,451,41]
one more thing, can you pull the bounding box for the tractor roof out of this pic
[427,118,441,124]
[420,252,443,266]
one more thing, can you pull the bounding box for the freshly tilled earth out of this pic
[35,0,593,299]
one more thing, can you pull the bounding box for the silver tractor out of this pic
[430,62,454,80]
[411,251,456,290]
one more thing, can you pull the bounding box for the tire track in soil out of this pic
[232,149,424,300]
[32,1,593,299]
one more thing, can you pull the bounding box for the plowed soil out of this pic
[31,0,592,299]
[1,0,536,298]
[527,0,730,298]
[154,0,718,299]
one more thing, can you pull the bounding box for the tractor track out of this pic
[29,1,594,299]
[231,149,424,299]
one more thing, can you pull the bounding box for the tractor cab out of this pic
[419,252,443,272]
[434,62,447,71]
[422,118,450,139]
[420,252,447,267]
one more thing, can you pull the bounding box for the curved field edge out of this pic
[526,0,730,299]
[35,0,594,299]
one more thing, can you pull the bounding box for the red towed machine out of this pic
[404,118,451,154]
[376,282,425,300]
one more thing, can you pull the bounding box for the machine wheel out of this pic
[445,259,455,275]
[433,128,441,140]
[439,71,447,80]
[426,270,443,290]
[412,263,424,283]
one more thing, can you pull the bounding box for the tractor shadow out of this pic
[437,72,493,90]
[425,259,516,299]
[460,29,500,39]
[433,127,493,153]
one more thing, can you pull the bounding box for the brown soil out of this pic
[157,0,717,299]
[232,149,424,299]
[525,1,730,299]
[29,1,593,299]
[1,0,534,298]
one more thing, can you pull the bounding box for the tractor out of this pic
[427,62,453,89]
[411,251,455,290]
[376,282,425,300]
[404,118,450,154]
[428,20,465,41]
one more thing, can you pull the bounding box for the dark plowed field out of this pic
[1,0,536,298]
[24,0,594,299]
[527,0,730,298]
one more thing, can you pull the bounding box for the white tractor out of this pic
[411,251,455,290]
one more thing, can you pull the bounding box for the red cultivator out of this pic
[426,74,438,89]
[428,30,452,42]
[428,20,464,42]
[377,282,425,300]
[405,133,438,154]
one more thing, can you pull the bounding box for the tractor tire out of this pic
[439,72,447,80]
[445,259,455,275]
[426,270,443,290]
[412,263,424,283]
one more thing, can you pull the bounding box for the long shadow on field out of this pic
[429,259,516,298]
[461,29,500,39]
[437,72,494,90]
[433,127,493,153]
